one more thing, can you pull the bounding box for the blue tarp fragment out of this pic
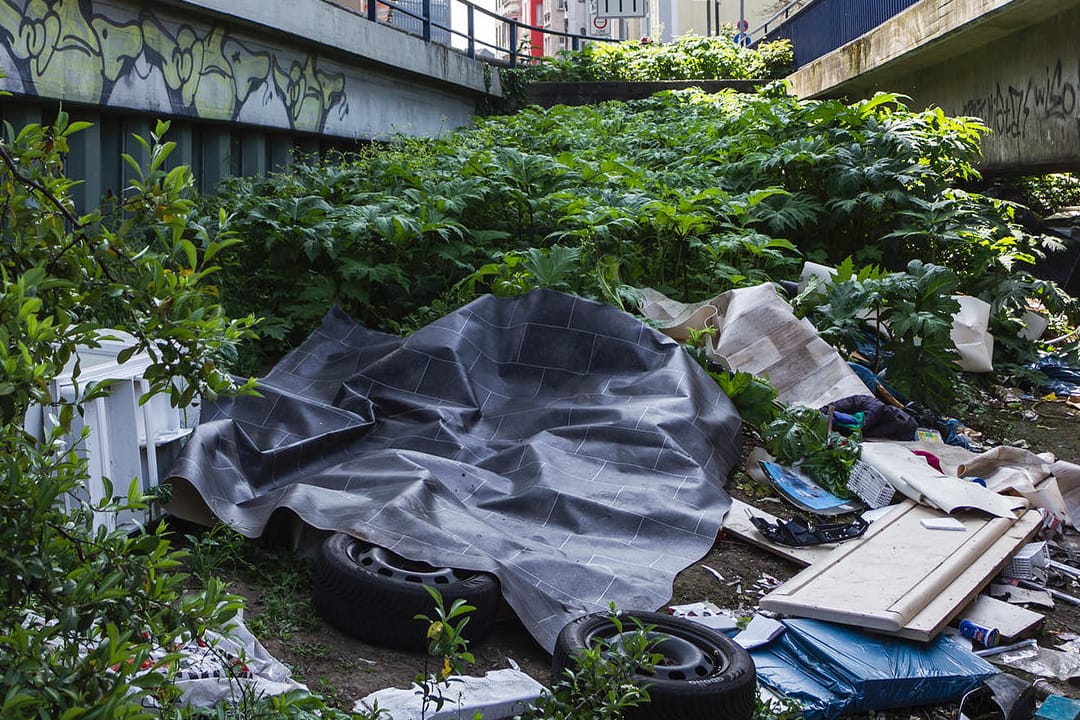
[750,619,996,720]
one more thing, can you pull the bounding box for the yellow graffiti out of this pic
[11,0,102,99]
[0,0,347,131]
[272,56,346,131]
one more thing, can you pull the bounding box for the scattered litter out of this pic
[991,643,1080,683]
[974,638,1038,659]
[861,442,1026,518]
[354,667,546,720]
[699,564,726,583]
[847,460,896,508]
[667,601,738,632]
[760,504,1043,640]
[756,458,863,516]
[958,618,1000,648]
[356,656,378,666]
[749,513,869,546]
[988,583,1055,609]
[156,610,305,708]
[1015,578,1080,606]
[862,503,903,523]
[750,618,995,720]
[1002,542,1049,580]
[733,613,786,650]
[960,592,1047,642]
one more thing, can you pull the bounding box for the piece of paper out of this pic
[734,613,786,650]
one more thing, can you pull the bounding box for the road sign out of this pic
[733,31,751,47]
[595,0,645,18]
[736,18,749,32]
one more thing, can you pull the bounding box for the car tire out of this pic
[313,532,500,652]
[552,610,757,720]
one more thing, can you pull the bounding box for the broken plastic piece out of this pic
[958,672,1035,720]
[749,514,869,547]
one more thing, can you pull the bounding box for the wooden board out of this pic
[895,508,1041,640]
[759,501,1040,639]
[959,594,1045,640]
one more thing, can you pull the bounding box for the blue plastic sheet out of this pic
[1033,355,1080,397]
[751,619,996,720]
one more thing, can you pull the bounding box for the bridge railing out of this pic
[347,0,618,67]
[753,0,920,67]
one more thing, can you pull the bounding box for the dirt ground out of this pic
[234,394,1080,716]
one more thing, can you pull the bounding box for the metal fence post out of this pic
[467,5,476,58]
[509,22,518,67]
[422,0,431,41]
[367,0,377,22]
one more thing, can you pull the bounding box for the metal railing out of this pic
[350,0,619,67]
[753,0,920,67]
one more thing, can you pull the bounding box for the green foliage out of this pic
[515,612,659,720]
[205,86,1074,395]
[1010,173,1080,216]
[800,258,964,409]
[712,369,781,428]
[0,106,354,719]
[761,405,860,497]
[413,586,478,720]
[526,35,794,83]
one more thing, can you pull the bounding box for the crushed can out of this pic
[959,619,999,647]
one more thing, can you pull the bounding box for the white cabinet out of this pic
[24,332,198,532]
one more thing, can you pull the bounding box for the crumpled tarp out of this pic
[639,284,871,409]
[166,290,742,652]
[751,618,996,720]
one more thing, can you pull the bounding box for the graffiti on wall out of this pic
[960,59,1078,139]
[0,0,348,132]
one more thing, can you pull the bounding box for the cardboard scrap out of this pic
[960,594,1045,641]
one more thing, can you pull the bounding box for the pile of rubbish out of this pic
[162,272,1080,719]
[637,268,1080,720]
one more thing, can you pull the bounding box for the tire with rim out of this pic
[313,532,500,652]
[552,610,757,720]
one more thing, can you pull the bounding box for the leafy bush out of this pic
[525,34,795,82]
[204,88,1077,385]
[0,109,354,718]
[1011,173,1080,216]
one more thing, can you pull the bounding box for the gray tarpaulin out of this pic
[166,290,742,652]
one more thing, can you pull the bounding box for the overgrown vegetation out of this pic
[0,109,357,717]
[1010,173,1080,217]
[526,34,795,82]
[205,87,1078,412]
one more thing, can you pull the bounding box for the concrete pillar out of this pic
[201,127,234,190]
[294,135,320,164]
[268,134,293,171]
[240,130,267,177]
[166,122,195,170]
[99,116,122,201]
[66,111,102,215]
[1,101,42,134]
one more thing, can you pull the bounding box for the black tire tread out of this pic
[552,610,757,720]
[312,533,500,652]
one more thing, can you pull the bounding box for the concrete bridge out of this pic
[2,0,1077,206]
[776,0,1080,174]
[0,0,501,209]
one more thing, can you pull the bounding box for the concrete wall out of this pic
[787,0,1080,174]
[0,0,500,209]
